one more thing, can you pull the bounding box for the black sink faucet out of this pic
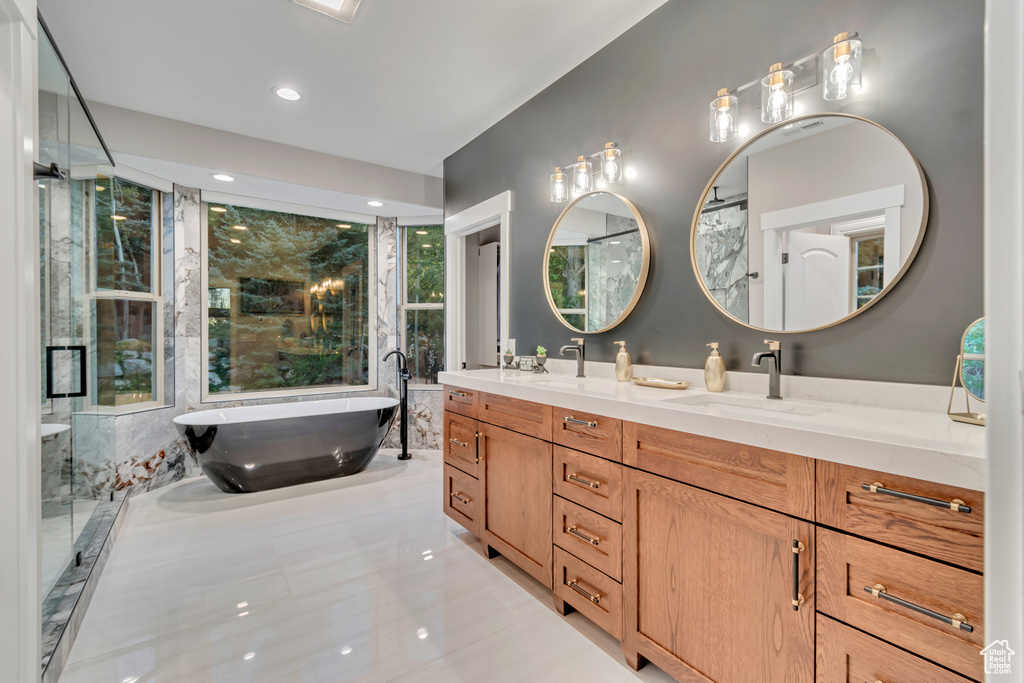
[752,340,782,400]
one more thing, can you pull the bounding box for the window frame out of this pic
[86,173,165,414]
[199,195,378,403]
[400,224,445,386]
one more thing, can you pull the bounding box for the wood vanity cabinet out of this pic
[623,467,815,682]
[442,386,984,683]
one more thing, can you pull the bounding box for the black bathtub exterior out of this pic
[176,403,397,493]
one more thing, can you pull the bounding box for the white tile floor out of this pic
[59,450,674,682]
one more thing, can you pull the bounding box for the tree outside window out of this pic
[402,226,444,384]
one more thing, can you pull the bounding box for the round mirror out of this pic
[961,318,985,401]
[691,113,928,333]
[544,191,650,333]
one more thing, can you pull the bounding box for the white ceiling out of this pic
[38,0,669,178]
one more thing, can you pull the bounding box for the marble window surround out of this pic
[74,186,442,500]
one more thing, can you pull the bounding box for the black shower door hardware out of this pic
[45,345,87,399]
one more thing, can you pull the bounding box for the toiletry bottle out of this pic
[614,340,632,382]
[705,343,726,392]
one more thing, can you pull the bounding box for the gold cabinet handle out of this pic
[862,482,972,513]
[566,578,601,604]
[567,473,601,490]
[566,525,600,546]
[449,438,468,449]
[564,416,598,428]
[864,584,974,632]
[448,390,468,398]
[450,492,470,505]
[791,540,805,611]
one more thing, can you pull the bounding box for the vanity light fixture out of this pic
[211,173,235,182]
[709,88,739,142]
[823,32,862,100]
[761,63,794,123]
[573,156,593,197]
[601,142,622,183]
[550,167,568,203]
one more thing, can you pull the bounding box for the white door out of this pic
[784,232,851,330]
[476,242,499,367]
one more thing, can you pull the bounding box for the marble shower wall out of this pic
[586,216,642,331]
[695,203,749,323]
[75,188,442,498]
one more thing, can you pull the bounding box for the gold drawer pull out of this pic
[448,390,468,398]
[862,482,972,513]
[567,473,601,490]
[449,438,468,449]
[564,416,598,428]
[566,578,601,604]
[566,525,600,546]
[450,492,471,505]
[864,584,974,632]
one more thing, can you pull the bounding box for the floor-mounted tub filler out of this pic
[173,397,399,493]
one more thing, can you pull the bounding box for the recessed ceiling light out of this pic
[210,206,227,213]
[230,239,242,244]
[421,244,432,248]
[367,200,383,207]
[232,225,247,230]
[212,173,235,182]
[95,185,105,191]
[337,224,351,229]
[292,0,361,23]
[275,87,302,102]
[415,230,428,235]
[111,215,127,221]
[243,652,255,661]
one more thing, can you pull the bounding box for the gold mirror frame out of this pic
[543,191,651,334]
[689,113,930,333]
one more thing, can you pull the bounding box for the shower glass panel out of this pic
[37,24,118,626]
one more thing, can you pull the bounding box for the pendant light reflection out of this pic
[823,32,862,100]
[761,63,794,123]
[572,156,592,197]
[709,88,738,142]
[549,167,567,203]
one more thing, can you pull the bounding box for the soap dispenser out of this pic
[614,340,632,382]
[705,343,726,392]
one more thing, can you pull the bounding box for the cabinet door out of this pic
[624,468,815,683]
[479,423,553,589]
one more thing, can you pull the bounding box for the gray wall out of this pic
[444,0,984,385]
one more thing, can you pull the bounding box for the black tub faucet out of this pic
[384,350,412,460]
[752,340,782,400]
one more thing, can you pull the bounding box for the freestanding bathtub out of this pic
[173,397,399,493]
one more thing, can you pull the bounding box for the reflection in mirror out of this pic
[692,114,928,333]
[961,318,985,401]
[545,192,650,333]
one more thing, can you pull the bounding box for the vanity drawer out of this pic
[443,463,481,537]
[443,385,479,419]
[479,392,553,438]
[552,407,622,462]
[816,614,972,683]
[443,412,480,478]
[817,461,984,571]
[553,446,623,522]
[817,528,983,680]
[622,421,814,520]
[553,496,622,581]
[553,546,622,640]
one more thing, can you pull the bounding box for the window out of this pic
[548,245,586,329]
[402,225,444,384]
[91,175,162,408]
[204,201,372,398]
[853,233,884,309]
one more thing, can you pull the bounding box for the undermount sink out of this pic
[663,393,831,419]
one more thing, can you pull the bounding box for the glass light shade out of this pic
[760,63,794,124]
[709,89,739,142]
[822,33,863,101]
[601,143,622,183]
[550,167,568,203]
[572,156,592,197]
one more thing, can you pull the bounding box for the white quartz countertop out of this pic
[437,369,986,492]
